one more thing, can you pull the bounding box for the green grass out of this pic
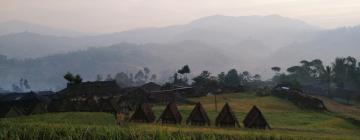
[1,92,360,140]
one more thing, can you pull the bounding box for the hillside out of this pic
[0,15,319,59]
[1,15,360,89]
[0,32,91,58]
[1,93,359,139]
[0,20,87,37]
[266,27,360,67]
[0,41,230,90]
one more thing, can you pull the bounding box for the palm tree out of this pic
[310,59,325,79]
[332,57,354,104]
[321,66,332,97]
[332,58,347,89]
[271,66,281,73]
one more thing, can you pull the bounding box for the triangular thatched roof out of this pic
[157,102,182,124]
[215,103,240,127]
[186,102,210,126]
[243,105,270,129]
[0,92,48,116]
[0,104,23,118]
[130,103,156,123]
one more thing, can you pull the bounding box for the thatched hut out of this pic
[243,106,270,129]
[0,104,23,118]
[157,102,182,124]
[186,102,210,126]
[130,103,156,123]
[0,92,48,117]
[215,103,240,127]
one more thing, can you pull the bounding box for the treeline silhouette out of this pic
[272,56,360,104]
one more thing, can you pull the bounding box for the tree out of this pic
[173,73,179,84]
[241,71,252,84]
[192,71,218,94]
[178,65,191,82]
[115,72,132,87]
[64,72,75,84]
[19,78,24,89]
[193,71,211,84]
[310,59,325,78]
[217,72,226,89]
[271,66,281,73]
[253,74,261,81]
[96,74,103,81]
[143,67,150,82]
[73,75,82,84]
[64,72,82,84]
[150,74,157,82]
[332,58,347,89]
[18,78,31,91]
[129,73,134,82]
[23,79,31,89]
[134,70,145,85]
[286,59,325,84]
[12,84,22,92]
[320,66,332,97]
[178,65,190,74]
[106,74,113,81]
[224,69,240,88]
[332,57,359,104]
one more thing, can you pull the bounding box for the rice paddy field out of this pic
[1,92,360,140]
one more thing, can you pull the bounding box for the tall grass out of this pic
[1,122,355,140]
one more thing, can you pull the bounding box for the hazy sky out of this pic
[1,0,360,33]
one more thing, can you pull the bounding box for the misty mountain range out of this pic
[0,20,88,37]
[0,15,359,90]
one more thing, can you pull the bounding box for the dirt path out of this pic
[315,96,360,120]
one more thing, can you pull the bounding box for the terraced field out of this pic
[1,92,360,140]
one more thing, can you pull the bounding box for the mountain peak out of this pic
[0,20,87,37]
[188,15,319,30]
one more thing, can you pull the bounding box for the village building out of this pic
[149,87,194,104]
[215,103,240,127]
[56,80,123,98]
[36,91,56,97]
[186,102,210,126]
[129,103,156,123]
[50,81,124,112]
[148,90,182,104]
[243,106,270,129]
[157,102,182,124]
[170,86,196,98]
[97,98,117,113]
[120,87,150,109]
[140,82,162,92]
